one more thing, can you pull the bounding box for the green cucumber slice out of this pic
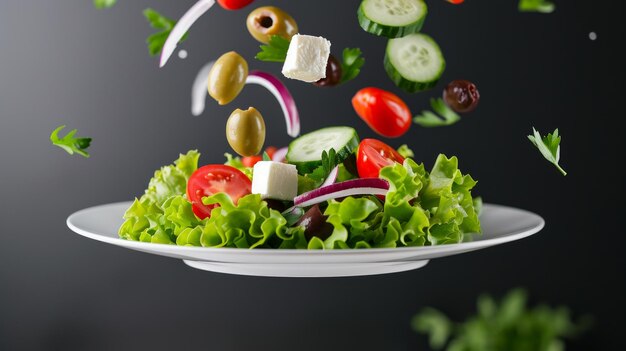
[286,127,360,174]
[357,0,427,38]
[384,33,445,92]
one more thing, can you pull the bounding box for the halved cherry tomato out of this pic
[217,0,255,10]
[242,155,262,168]
[187,165,252,219]
[352,87,412,138]
[446,0,465,4]
[357,139,405,179]
[241,146,277,168]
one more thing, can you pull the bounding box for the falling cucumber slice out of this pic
[357,0,428,38]
[384,33,446,93]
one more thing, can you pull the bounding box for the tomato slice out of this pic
[352,87,412,138]
[217,0,255,10]
[357,139,405,179]
[186,165,252,219]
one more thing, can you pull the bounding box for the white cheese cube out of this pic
[251,161,298,201]
[281,34,331,83]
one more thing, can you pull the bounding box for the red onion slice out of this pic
[246,71,300,137]
[191,60,215,116]
[294,178,389,208]
[272,147,289,163]
[320,166,339,188]
[159,0,216,68]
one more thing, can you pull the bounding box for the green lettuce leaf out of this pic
[142,150,199,204]
[224,153,253,180]
[201,193,306,249]
[323,197,381,249]
[119,195,203,244]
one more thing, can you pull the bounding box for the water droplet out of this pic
[178,50,188,59]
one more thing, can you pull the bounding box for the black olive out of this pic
[314,55,342,87]
[443,80,480,113]
[295,204,334,241]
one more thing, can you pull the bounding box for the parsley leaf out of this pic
[144,8,187,57]
[340,48,365,84]
[305,148,341,184]
[413,98,461,128]
[255,35,290,62]
[50,125,92,158]
[262,151,271,161]
[518,0,555,13]
[94,0,117,9]
[528,127,567,176]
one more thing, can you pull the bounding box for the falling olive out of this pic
[246,6,298,44]
[208,51,248,105]
[226,107,266,157]
[443,80,480,113]
[314,54,343,87]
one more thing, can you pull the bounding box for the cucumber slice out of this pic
[384,33,445,92]
[287,127,360,174]
[357,0,427,38]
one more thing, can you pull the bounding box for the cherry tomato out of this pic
[241,146,277,168]
[356,139,405,179]
[186,165,252,219]
[242,155,262,168]
[446,0,465,4]
[217,0,255,10]
[352,87,412,138]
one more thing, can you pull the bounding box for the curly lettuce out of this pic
[119,150,481,249]
[119,151,200,242]
[142,150,199,204]
[318,155,481,248]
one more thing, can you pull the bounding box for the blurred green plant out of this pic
[412,289,590,351]
[518,0,555,13]
[93,0,117,9]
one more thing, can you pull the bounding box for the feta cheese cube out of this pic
[251,161,298,201]
[281,34,331,83]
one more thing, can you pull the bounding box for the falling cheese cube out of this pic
[251,161,298,201]
[281,34,331,83]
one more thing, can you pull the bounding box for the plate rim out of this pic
[66,201,545,256]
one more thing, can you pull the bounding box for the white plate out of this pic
[67,202,544,278]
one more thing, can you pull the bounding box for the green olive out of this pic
[207,51,248,105]
[226,107,266,157]
[246,6,298,44]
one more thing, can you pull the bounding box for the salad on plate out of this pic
[118,132,481,250]
[117,0,484,250]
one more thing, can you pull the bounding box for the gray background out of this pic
[1,0,624,350]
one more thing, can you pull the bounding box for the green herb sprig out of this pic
[50,125,92,158]
[340,48,365,84]
[255,35,291,62]
[518,0,555,13]
[528,127,567,176]
[144,8,187,56]
[94,0,117,9]
[413,98,461,128]
[308,148,340,183]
